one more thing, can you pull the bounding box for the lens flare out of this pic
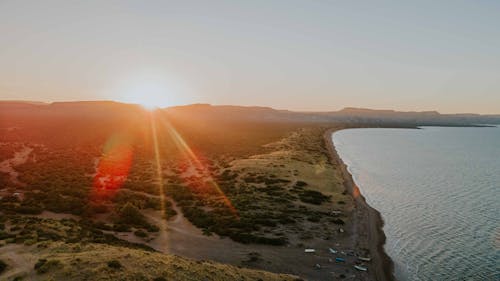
[92,134,134,191]
[150,113,167,217]
[156,114,238,217]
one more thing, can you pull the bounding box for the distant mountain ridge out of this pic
[1,100,499,126]
[337,107,440,115]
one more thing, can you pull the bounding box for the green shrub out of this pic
[0,231,13,240]
[107,260,122,269]
[295,180,308,187]
[0,259,7,274]
[331,218,345,225]
[35,259,61,274]
[15,204,43,215]
[299,190,330,205]
[113,224,131,232]
[117,203,147,226]
[307,216,320,223]
[145,224,159,232]
[34,259,47,270]
[134,229,147,238]
[164,202,177,219]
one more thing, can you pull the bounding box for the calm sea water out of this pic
[332,127,500,281]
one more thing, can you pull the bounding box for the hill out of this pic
[0,242,300,281]
[2,101,498,126]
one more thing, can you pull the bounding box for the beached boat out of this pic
[358,257,371,262]
[335,257,345,262]
[304,249,315,253]
[354,265,367,271]
[329,248,338,254]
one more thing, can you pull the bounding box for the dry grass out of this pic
[228,128,354,243]
[0,242,301,281]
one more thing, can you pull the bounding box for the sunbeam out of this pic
[156,113,239,217]
[149,112,170,243]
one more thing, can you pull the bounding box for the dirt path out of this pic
[0,145,33,186]
[0,244,37,280]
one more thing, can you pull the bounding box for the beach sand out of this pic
[324,128,395,281]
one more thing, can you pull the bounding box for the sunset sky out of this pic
[1,0,499,114]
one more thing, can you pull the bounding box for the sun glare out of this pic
[139,99,160,110]
[116,74,180,109]
[129,85,171,110]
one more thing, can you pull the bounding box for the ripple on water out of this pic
[333,127,500,281]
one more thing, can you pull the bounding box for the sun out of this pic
[138,99,161,110]
[113,71,187,109]
[119,81,174,110]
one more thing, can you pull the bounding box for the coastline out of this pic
[324,128,395,281]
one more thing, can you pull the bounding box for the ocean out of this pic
[332,127,500,281]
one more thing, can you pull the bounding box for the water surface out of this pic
[332,127,499,280]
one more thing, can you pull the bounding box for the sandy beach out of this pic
[324,128,395,281]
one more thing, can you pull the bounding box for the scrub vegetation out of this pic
[0,102,353,280]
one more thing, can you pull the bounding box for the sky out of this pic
[1,0,499,114]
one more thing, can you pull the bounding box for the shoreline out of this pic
[324,128,395,281]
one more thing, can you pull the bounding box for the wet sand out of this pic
[324,128,395,281]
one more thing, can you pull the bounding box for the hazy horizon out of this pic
[1,1,500,114]
[3,98,500,115]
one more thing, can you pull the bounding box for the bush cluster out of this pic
[298,190,330,205]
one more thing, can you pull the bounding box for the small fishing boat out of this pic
[354,265,367,271]
[358,257,371,262]
[329,248,338,254]
[304,249,316,253]
[335,257,345,262]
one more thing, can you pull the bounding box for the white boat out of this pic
[354,265,367,271]
[329,248,338,254]
[358,257,371,262]
[305,249,316,253]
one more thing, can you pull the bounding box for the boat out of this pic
[358,257,371,262]
[335,257,345,262]
[304,249,315,253]
[354,265,367,271]
[329,248,338,254]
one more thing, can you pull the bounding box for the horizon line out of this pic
[1,99,499,116]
